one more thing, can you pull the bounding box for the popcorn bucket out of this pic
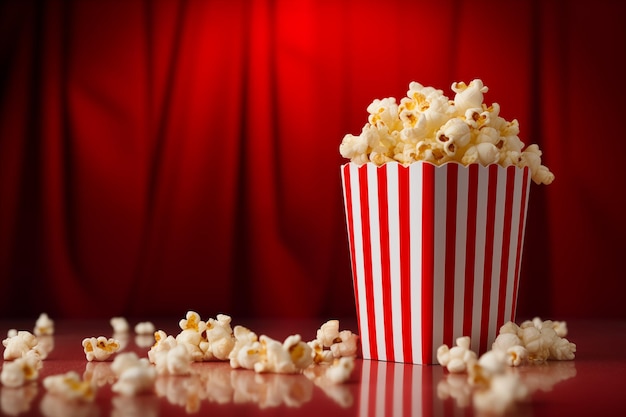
[341,162,531,364]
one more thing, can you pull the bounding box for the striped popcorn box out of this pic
[341,161,531,364]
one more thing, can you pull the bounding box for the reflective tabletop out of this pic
[1,318,624,417]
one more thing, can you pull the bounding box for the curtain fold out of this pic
[1,0,625,320]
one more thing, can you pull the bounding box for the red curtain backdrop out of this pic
[1,0,625,320]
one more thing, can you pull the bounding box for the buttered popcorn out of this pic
[340,79,554,185]
[82,336,121,362]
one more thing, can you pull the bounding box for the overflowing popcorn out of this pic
[0,353,42,388]
[82,336,121,362]
[34,313,54,336]
[43,371,96,402]
[340,79,554,185]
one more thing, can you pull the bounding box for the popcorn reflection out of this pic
[83,362,116,387]
[154,362,352,412]
[0,384,37,416]
[111,394,159,417]
[39,393,98,417]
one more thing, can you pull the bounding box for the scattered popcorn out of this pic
[110,317,130,334]
[110,352,157,396]
[492,317,576,363]
[340,79,554,185]
[134,321,155,335]
[2,331,44,361]
[34,313,54,336]
[325,356,355,384]
[0,354,41,387]
[254,335,300,374]
[82,336,121,362]
[42,371,96,402]
[436,336,477,373]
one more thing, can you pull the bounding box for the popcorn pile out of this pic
[436,317,576,414]
[340,79,554,185]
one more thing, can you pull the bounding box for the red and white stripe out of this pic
[341,162,531,364]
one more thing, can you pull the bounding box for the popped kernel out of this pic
[154,344,192,376]
[43,371,96,402]
[2,331,41,360]
[34,313,54,336]
[82,336,120,362]
[229,325,262,370]
[110,317,130,334]
[0,354,41,388]
[340,79,554,185]
[436,336,477,373]
[111,352,156,396]
[325,356,356,384]
[200,314,236,361]
[312,320,359,362]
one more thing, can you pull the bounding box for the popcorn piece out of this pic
[110,317,130,334]
[308,339,334,365]
[312,320,359,362]
[148,330,177,364]
[325,356,355,384]
[43,371,96,402]
[340,79,554,185]
[229,325,262,370]
[34,313,54,336]
[199,314,236,361]
[82,336,120,362]
[436,336,477,373]
[154,344,192,376]
[0,354,41,387]
[2,331,39,360]
[134,321,155,335]
[111,352,156,396]
[254,335,297,374]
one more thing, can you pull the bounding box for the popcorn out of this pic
[154,344,192,376]
[436,336,477,373]
[34,313,54,336]
[148,330,177,364]
[134,321,155,335]
[2,331,44,361]
[0,354,41,388]
[310,320,359,363]
[201,314,236,361]
[110,317,130,334]
[325,356,355,384]
[82,336,121,362]
[253,335,302,374]
[492,318,576,363]
[42,371,96,402]
[229,325,262,370]
[340,79,554,185]
[110,352,157,396]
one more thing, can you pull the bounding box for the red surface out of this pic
[1,319,625,417]
[1,1,626,322]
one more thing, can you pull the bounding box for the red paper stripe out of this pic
[421,163,435,364]
[377,165,394,362]
[480,164,499,354]
[342,165,363,355]
[463,164,479,338]
[497,167,516,328]
[358,166,378,360]
[398,165,412,364]
[443,163,458,347]
[511,167,530,320]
